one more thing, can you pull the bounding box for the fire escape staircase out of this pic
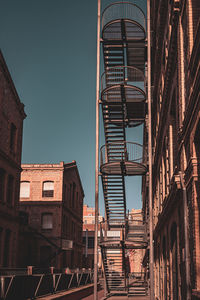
[99,2,148,297]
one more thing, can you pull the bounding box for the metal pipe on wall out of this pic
[147,0,154,299]
[94,0,101,299]
[179,172,191,300]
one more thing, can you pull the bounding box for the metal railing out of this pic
[102,2,146,32]
[0,269,93,300]
[100,142,145,166]
[99,221,125,243]
[101,66,146,92]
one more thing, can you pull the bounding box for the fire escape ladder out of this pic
[101,174,126,224]
[121,240,127,292]
[101,246,110,292]
[101,243,126,294]
[99,2,147,297]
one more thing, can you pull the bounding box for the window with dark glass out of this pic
[40,245,52,266]
[7,175,14,205]
[88,237,94,248]
[0,168,5,202]
[72,183,76,208]
[20,181,30,198]
[0,227,3,259]
[10,123,17,153]
[42,181,54,197]
[41,213,53,229]
[3,229,11,267]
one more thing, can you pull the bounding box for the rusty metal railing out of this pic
[102,2,146,33]
[0,269,93,300]
[100,141,145,166]
[101,66,146,93]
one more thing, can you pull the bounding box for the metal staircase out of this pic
[101,242,126,293]
[99,1,148,297]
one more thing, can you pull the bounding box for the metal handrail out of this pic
[0,270,94,299]
[102,2,146,32]
[100,141,145,166]
[101,66,146,92]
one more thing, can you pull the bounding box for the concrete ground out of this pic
[102,297,150,300]
[82,289,105,299]
[82,290,150,300]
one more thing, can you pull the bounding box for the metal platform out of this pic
[100,161,147,176]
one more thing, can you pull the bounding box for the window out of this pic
[88,237,94,248]
[194,121,200,159]
[72,183,76,208]
[20,181,30,198]
[42,181,54,197]
[19,211,29,225]
[40,246,52,267]
[7,175,14,205]
[0,227,3,259]
[41,213,53,229]
[0,168,5,202]
[3,229,11,267]
[10,123,17,153]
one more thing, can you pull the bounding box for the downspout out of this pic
[147,0,154,299]
[94,0,101,299]
[179,171,191,300]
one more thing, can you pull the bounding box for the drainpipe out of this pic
[147,0,154,299]
[94,0,101,299]
[179,171,191,300]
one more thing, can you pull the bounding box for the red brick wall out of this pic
[0,51,26,267]
[19,162,84,269]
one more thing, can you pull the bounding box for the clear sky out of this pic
[0,0,146,216]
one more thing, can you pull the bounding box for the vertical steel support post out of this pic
[179,172,191,300]
[94,0,101,299]
[147,0,154,299]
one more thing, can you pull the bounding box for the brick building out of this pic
[19,161,84,269]
[82,205,103,269]
[142,1,200,299]
[128,209,145,274]
[0,51,26,267]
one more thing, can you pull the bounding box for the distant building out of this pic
[0,51,26,267]
[82,205,103,269]
[19,161,84,269]
[142,1,200,299]
[128,209,145,274]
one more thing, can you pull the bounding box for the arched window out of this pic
[0,168,5,202]
[3,229,11,267]
[170,222,178,300]
[20,181,30,198]
[10,123,17,153]
[41,213,53,229]
[7,175,14,205]
[42,181,54,197]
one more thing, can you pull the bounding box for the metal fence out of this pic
[100,142,145,166]
[0,269,93,300]
[101,66,146,93]
[102,2,146,32]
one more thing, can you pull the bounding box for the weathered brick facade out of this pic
[142,0,200,299]
[19,161,84,270]
[82,205,103,269]
[128,209,145,274]
[0,51,26,267]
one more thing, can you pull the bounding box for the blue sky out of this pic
[0,0,146,215]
